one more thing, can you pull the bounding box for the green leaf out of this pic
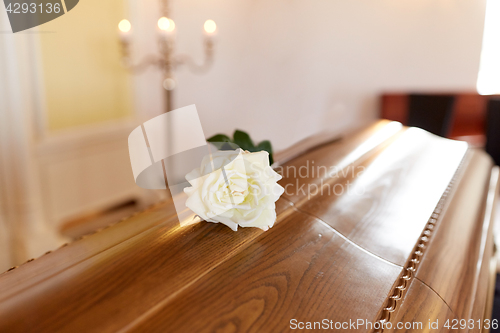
[219,142,240,151]
[256,140,274,165]
[207,134,231,143]
[207,131,274,165]
[233,130,255,151]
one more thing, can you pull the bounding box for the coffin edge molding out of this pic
[0,121,496,333]
[373,150,469,332]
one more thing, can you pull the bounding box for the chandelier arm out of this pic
[122,55,166,74]
[173,40,214,74]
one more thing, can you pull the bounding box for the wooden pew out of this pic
[380,92,495,147]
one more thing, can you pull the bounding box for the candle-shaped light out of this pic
[118,19,132,42]
[158,17,176,40]
[203,19,217,38]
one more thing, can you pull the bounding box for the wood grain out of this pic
[415,150,496,321]
[278,120,403,204]
[384,278,456,333]
[0,121,495,333]
[124,211,402,333]
[0,199,293,333]
[288,128,468,266]
[0,199,179,300]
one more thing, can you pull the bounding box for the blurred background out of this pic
[0,0,496,272]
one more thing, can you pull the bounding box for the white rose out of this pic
[184,149,284,231]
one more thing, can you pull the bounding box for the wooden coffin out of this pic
[0,120,498,333]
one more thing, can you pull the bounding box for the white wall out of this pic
[132,0,487,150]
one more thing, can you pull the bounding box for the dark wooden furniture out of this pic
[407,94,455,137]
[381,92,496,147]
[0,120,497,333]
[486,99,500,166]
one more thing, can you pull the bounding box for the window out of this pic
[477,0,500,95]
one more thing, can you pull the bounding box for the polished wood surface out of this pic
[0,120,496,333]
[384,278,456,333]
[284,127,468,266]
[415,155,499,321]
[126,211,401,333]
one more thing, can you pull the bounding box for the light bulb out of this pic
[158,17,175,32]
[204,19,217,34]
[118,19,131,33]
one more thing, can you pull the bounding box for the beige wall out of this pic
[39,0,133,131]
[132,0,487,150]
